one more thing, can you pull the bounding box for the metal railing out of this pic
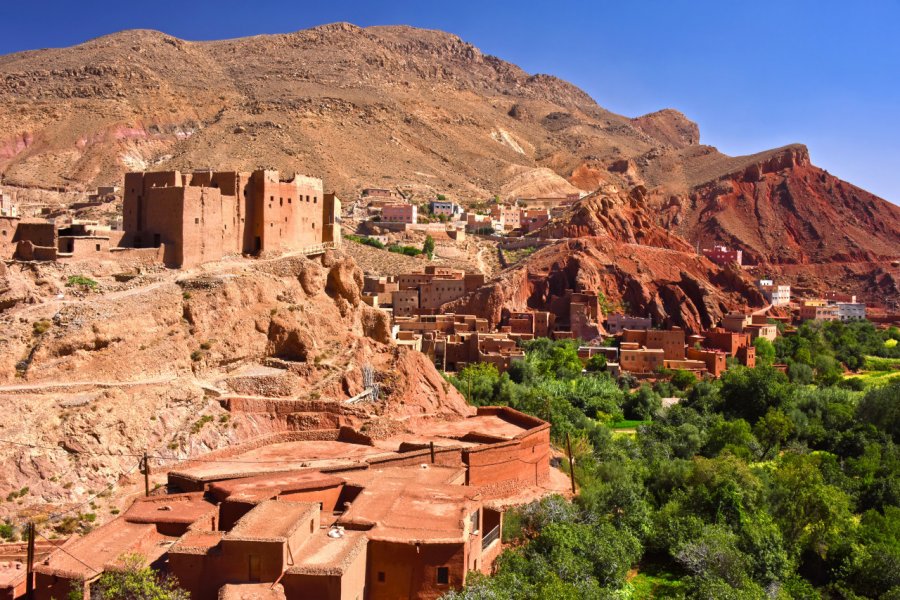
[482,525,500,550]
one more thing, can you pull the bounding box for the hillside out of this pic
[1,22,897,274]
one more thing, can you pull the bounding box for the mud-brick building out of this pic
[122,170,341,268]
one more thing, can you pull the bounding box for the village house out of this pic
[489,205,521,232]
[122,170,341,268]
[32,408,552,600]
[380,203,417,224]
[758,279,791,305]
[606,314,652,335]
[799,300,840,322]
[6,169,340,268]
[429,200,462,218]
[702,245,742,266]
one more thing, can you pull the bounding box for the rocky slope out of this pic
[1,23,896,275]
[447,183,767,333]
[0,250,470,525]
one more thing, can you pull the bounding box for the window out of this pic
[280,197,283,206]
[195,217,200,224]
[436,567,449,585]
[377,572,385,583]
[95,244,101,251]
[310,520,315,533]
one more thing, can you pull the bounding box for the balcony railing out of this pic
[481,525,500,550]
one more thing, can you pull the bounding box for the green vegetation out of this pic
[422,234,435,259]
[190,415,214,434]
[443,337,900,599]
[66,275,98,289]
[345,234,385,250]
[503,245,537,264]
[32,319,52,335]
[68,553,188,600]
[0,523,15,541]
[387,244,422,257]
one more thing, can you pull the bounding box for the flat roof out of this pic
[35,520,172,579]
[417,413,530,441]
[0,561,26,588]
[209,470,345,503]
[228,500,317,542]
[170,440,394,483]
[169,529,224,556]
[124,492,217,525]
[337,469,480,544]
[287,529,367,576]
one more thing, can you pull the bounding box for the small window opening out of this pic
[436,567,449,585]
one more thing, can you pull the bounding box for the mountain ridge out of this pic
[0,22,897,277]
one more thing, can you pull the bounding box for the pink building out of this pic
[702,245,743,266]
[522,209,549,233]
[381,203,418,224]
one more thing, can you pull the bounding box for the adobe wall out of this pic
[0,216,18,258]
[57,236,110,258]
[34,573,86,600]
[252,171,324,254]
[13,222,56,247]
[14,241,57,261]
[283,543,367,600]
[463,407,551,491]
[179,186,228,267]
[365,541,465,600]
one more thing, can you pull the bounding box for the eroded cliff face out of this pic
[445,237,766,334]
[0,250,469,522]
[660,145,900,265]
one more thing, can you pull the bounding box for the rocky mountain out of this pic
[446,184,768,333]
[1,22,897,279]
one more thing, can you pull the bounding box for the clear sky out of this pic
[1,0,897,203]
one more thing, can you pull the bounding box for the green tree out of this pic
[753,337,776,367]
[768,453,853,560]
[449,363,502,406]
[623,385,661,420]
[423,234,435,259]
[670,369,697,391]
[753,409,795,459]
[584,354,606,372]
[856,380,900,441]
[720,366,791,423]
[81,554,188,600]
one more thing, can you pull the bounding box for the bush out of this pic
[387,244,422,257]
[190,415,214,434]
[32,320,52,335]
[66,275,98,289]
[423,234,435,259]
[585,354,607,372]
[190,350,203,362]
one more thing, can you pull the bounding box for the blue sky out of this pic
[1,0,897,203]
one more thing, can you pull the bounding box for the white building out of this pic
[758,279,791,306]
[429,200,462,218]
[836,302,866,321]
[606,314,652,335]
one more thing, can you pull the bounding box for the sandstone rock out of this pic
[326,258,364,306]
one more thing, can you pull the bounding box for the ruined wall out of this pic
[12,222,56,247]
